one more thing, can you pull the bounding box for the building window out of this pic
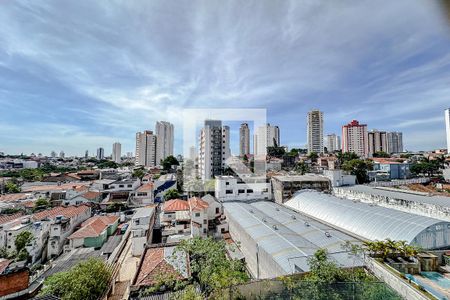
[247,189,253,193]
[203,228,207,234]
[119,185,124,188]
[203,220,207,224]
[195,213,200,217]
[225,182,229,185]
[216,207,220,214]
[238,189,245,194]
[226,190,233,194]
[127,184,132,188]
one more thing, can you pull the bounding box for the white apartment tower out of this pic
[326,134,341,153]
[368,130,388,157]
[135,130,157,167]
[198,120,231,180]
[445,108,450,153]
[342,120,369,158]
[96,147,104,160]
[155,121,174,164]
[254,123,280,156]
[307,110,324,154]
[239,123,250,157]
[112,142,121,163]
[386,132,403,154]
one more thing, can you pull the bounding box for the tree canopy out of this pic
[162,155,179,171]
[40,258,112,300]
[5,181,20,193]
[33,198,50,212]
[267,146,286,158]
[164,189,181,200]
[342,159,373,184]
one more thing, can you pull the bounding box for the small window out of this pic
[203,228,207,233]
[119,184,124,188]
[195,213,200,217]
[238,189,245,194]
[203,220,207,225]
[225,182,229,185]
[247,189,253,193]
[127,184,132,188]
[216,207,220,214]
[226,190,233,194]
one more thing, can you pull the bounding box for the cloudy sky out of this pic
[1,1,449,156]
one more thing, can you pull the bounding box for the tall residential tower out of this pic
[342,120,368,158]
[445,108,450,153]
[239,123,250,157]
[307,110,324,154]
[135,130,157,167]
[155,121,174,164]
[254,123,280,156]
[112,142,121,163]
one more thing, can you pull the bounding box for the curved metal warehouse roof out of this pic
[285,191,450,249]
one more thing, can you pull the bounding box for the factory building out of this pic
[223,201,362,279]
[285,191,450,250]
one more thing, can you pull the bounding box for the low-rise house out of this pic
[215,175,272,202]
[370,159,412,181]
[161,199,191,237]
[130,183,154,206]
[21,183,90,206]
[0,193,37,211]
[68,215,119,249]
[132,246,189,290]
[323,170,356,187]
[188,197,209,237]
[64,191,103,206]
[131,207,156,256]
[32,205,91,259]
[77,169,100,180]
[42,172,81,183]
[108,178,140,192]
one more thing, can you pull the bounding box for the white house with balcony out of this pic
[215,175,272,202]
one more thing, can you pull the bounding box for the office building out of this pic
[239,123,250,157]
[342,120,368,158]
[112,142,121,163]
[254,123,280,156]
[368,130,388,157]
[307,110,324,154]
[135,130,157,167]
[386,132,403,154]
[96,147,104,160]
[155,121,174,164]
[446,108,450,153]
[198,120,230,180]
[326,134,341,153]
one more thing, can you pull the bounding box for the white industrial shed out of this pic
[224,201,363,279]
[285,191,450,250]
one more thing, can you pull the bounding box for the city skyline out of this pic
[0,1,449,156]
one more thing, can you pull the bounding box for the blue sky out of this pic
[0,1,449,156]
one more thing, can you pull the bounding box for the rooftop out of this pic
[163,199,189,212]
[272,175,330,182]
[224,200,362,273]
[133,206,156,219]
[69,215,118,239]
[33,205,90,221]
[137,183,154,192]
[340,185,450,208]
[188,197,209,211]
[135,246,189,286]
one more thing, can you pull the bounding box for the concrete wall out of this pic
[365,258,428,300]
[0,269,29,297]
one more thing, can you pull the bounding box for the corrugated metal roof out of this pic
[285,190,450,247]
[224,201,362,274]
[340,185,450,207]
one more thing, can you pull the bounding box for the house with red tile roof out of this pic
[64,191,103,206]
[68,215,119,249]
[130,183,155,206]
[160,198,210,239]
[133,246,189,288]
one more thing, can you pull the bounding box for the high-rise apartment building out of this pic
[368,130,388,157]
[59,151,65,159]
[112,142,121,163]
[96,147,104,160]
[326,134,341,153]
[307,110,324,154]
[84,150,89,159]
[239,123,250,157]
[155,121,174,164]
[386,132,403,154]
[342,120,369,158]
[254,123,280,156]
[135,130,157,167]
[51,151,56,158]
[446,108,450,153]
[198,120,231,180]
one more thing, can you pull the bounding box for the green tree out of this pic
[177,237,248,296]
[294,161,310,175]
[5,181,20,193]
[33,198,50,212]
[40,258,112,300]
[307,152,319,163]
[132,168,145,179]
[162,155,179,171]
[15,231,33,253]
[165,189,181,200]
[342,159,373,184]
[267,146,285,158]
[336,151,359,167]
[373,151,390,158]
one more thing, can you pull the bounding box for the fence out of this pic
[369,177,430,187]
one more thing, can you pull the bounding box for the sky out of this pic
[0,1,450,156]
